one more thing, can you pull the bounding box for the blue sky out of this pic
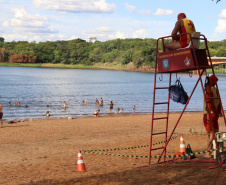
[0,0,226,42]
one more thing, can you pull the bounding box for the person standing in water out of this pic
[62,101,69,110]
[108,101,116,112]
[132,105,136,114]
[99,97,104,106]
[46,111,50,117]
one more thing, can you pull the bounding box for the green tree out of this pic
[0,37,4,43]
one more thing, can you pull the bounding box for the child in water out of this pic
[46,111,50,117]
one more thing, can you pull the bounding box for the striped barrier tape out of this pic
[82,147,225,159]
[84,133,206,152]
[183,133,207,136]
[85,134,182,152]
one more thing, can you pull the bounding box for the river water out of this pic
[0,66,226,121]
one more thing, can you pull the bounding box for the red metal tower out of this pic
[149,33,226,164]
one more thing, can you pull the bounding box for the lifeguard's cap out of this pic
[178,13,186,19]
[209,75,218,85]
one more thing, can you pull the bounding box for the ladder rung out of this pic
[151,146,165,151]
[155,87,169,89]
[153,117,168,120]
[154,102,169,105]
[152,131,167,135]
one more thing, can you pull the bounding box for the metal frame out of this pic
[149,33,226,165]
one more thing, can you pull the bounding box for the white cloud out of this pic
[32,0,117,13]
[219,9,226,19]
[139,9,151,15]
[109,31,128,39]
[115,31,128,39]
[214,10,226,34]
[2,32,66,42]
[8,8,48,29]
[153,8,174,16]
[1,8,63,42]
[82,26,114,40]
[132,29,147,38]
[125,3,137,13]
[2,20,9,27]
[3,8,57,34]
[214,19,226,34]
[2,33,28,41]
[69,35,79,40]
[95,26,112,32]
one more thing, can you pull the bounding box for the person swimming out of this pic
[119,108,123,114]
[46,111,50,117]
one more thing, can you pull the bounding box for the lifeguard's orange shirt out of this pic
[179,18,196,45]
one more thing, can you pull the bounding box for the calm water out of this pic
[1,66,226,121]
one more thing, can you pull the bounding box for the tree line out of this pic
[0,37,226,67]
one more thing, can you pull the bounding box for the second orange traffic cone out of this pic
[179,135,186,153]
[77,150,86,172]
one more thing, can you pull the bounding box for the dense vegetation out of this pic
[0,36,226,68]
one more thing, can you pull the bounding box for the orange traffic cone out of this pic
[179,135,186,153]
[77,150,86,172]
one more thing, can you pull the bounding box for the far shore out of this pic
[0,62,223,74]
[0,62,156,73]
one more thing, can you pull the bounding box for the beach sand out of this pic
[0,112,226,185]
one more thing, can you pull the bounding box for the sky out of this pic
[0,0,226,42]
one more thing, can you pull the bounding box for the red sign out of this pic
[158,48,209,73]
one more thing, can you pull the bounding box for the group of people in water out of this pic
[2,98,136,121]
[9,102,22,106]
[87,97,136,117]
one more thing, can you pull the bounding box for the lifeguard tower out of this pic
[149,32,226,165]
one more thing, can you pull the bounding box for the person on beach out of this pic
[202,75,221,158]
[83,100,87,105]
[165,13,196,51]
[99,97,103,106]
[9,102,11,106]
[0,104,3,128]
[132,105,136,114]
[46,111,50,117]
[108,101,115,112]
[18,102,21,106]
[94,109,100,117]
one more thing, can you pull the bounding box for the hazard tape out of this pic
[84,133,206,153]
[85,134,182,152]
[183,133,207,136]
[82,147,226,159]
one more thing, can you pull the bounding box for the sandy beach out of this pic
[0,112,226,185]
